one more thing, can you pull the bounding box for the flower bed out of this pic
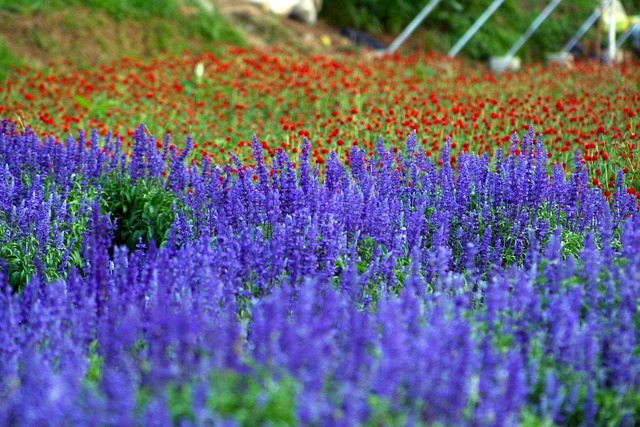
[1,116,640,424]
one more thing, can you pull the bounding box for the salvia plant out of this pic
[1,118,639,425]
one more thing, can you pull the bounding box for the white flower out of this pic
[194,62,205,85]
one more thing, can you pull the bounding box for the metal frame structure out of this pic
[504,0,562,58]
[561,0,617,56]
[384,0,442,54]
[386,0,627,66]
[606,0,617,63]
[561,5,605,53]
[448,0,506,58]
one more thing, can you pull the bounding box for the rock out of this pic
[249,0,322,24]
[340,27,386,50]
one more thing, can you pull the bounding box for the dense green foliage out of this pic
[100,174,182,251]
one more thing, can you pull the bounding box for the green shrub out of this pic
[100,174,182,251]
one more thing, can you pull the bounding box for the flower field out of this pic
[1,47,640,425]
[3,48,640,188]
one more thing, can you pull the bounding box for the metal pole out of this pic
[385,0,442,54]
[562,0,610,53]
[616,22,638,49]
[448,0,506,58]
[607,0,616,63]
[505,0,562,57]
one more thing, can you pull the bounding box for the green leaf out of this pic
[74,95,91,109]
[132,229,146,244]
[145,204,156,219]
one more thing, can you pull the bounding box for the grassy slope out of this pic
[0,0,245,80]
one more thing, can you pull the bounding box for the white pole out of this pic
[384,0,443,54]
[448,0,506,58]
[607,0,616,64]
[505,0,563,58]
[562,1,608,53]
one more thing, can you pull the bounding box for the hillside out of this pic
[0,0,638,80]
[0,0,354,80]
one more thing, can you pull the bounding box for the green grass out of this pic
[0,0,245,76]
[0,36,21,80]
[1,0,190,18]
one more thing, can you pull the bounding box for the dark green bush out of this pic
[100,174,182,251]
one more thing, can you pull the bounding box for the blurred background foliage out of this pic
[320,0,640,60]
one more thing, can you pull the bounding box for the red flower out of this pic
[39,114,53,124]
